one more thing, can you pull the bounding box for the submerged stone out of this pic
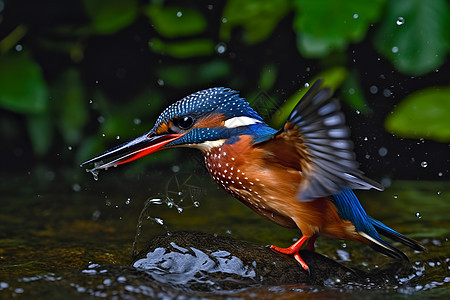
[132,231,365,290]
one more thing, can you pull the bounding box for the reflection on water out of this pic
[0,173,448,298]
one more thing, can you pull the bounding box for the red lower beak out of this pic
[80,132,183,171]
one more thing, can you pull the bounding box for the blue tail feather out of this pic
[332,189,423,260]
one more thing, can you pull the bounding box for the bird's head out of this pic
[81,87,274,171]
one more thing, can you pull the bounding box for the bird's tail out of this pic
[357,217,425,261]
[333,189,425,261]
[368,217,425,258]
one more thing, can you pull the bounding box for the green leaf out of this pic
[385,87,450,142]
[293,0,385,57]
[157,61,230,88]
[0,51,48,114]
[271,66,349,127]
[374,0,450,75]
[83,0,138,34]
[340,73,370,113]
[221,0,291,44]
[50,69,88,145]
[149,38,214,58]
[259,64,277,91]
[145,5,207,38]
[27,113,53,156]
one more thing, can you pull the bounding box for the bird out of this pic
[81,79,425,271]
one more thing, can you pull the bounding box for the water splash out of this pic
[132,174,206,258]
[86,166,100,181]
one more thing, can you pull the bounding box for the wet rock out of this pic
[131,231,367,290]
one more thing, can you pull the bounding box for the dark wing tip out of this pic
[285,79,382,200]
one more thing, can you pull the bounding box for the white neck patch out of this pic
[187,139,226,152]
[224,116,261,128]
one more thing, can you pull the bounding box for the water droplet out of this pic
[353,13,359,19]
[149,198,163,205]
[125,198,131,205]
[193,201,200,207]
[383,89,392,97]
[363,137,368,141]
[101,133,106,137]
[437,191,441,195]
[86,168,99,181]
[176,11,182,17]
[177,207,183,213]
[68,146,73,151]
[171,165,180,173]
[396,17,405,25]
[381,177,392,188]
[116,135,120,140]
[304,82,310,88]
[133,118,141,125]
[72,183,81,192]
[369,85,378,94]
[393,194,398,199]
[97,116,105,123]
[438,172,443,177]
[349,88,355,95]
[215,42,227,54]
[89,99,93,104]
[222,17,228,23]
[355,110,360,115]
[378,147,388,157]
[392,46,399,53]
[157,79,164,86]
[15,44,23,51]
[421,161,428,168]
[177,191,182,196]
[95,80,99,84]
[415,212,422,219]
[207,4,213,10]
[154,218,164,225]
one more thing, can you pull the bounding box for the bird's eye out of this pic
[176,116,195,130]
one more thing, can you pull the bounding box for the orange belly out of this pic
[204,136,361,242]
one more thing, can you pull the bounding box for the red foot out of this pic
[270,235,310,271]
[305,234,318,251]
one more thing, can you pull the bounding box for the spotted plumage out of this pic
[81,79,425,271]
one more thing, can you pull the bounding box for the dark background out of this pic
[0,0,449,191]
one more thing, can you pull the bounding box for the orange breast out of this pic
[204,135,358,241]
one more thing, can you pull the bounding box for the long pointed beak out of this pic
[80,132,184,171]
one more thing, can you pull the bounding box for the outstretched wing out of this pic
[269,79,384,201]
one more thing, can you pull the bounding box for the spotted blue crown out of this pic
[151,87,277,147]
[153,87,263,129]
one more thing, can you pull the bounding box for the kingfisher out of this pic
[81,79,424,271]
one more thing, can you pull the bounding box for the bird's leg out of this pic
[305,233,318,251]
[270,235,309,271]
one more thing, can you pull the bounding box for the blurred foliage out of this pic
[0,0,449,171]
[293,0,385,57]
[385,87,450,142]
[374,0,450,75]
[0,50,48,114]
[84,0,139,34]
[221,0,292,44]
[145,5,207,38]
